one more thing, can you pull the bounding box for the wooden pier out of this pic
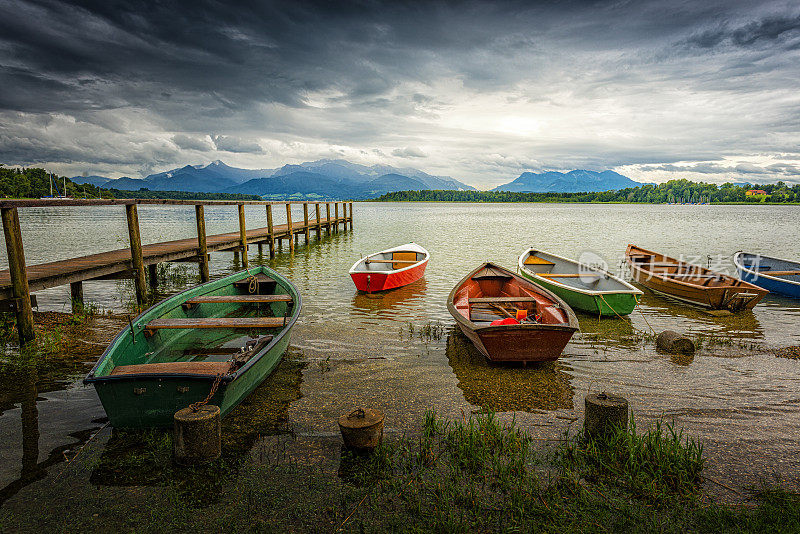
[0,199,354,344]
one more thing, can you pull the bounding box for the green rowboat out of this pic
[518,249,641,317]
[85,266,301,428]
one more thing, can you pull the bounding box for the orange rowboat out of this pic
[625,244,767,312]
[447,262,578,363]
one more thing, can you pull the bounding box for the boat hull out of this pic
[90,333,289,427]
[447,262,579,363]
[85,266,300,428]
[456,321,575,363]
[734,252,800,299]
[350,260,427,292]
[626,245,767,311]
[519,271,639,316]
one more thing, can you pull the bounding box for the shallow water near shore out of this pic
[0,202,799,515]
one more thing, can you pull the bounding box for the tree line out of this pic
[0,166,109,199]
[0,167,260,201]
[374,179,800,203]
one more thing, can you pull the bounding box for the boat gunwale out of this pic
[733,251,800,288]
[83,266,301,384]
[348,242,429,276]
[518,248,643,297]
[446,261,579,335]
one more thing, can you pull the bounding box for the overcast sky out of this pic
[1,0,799,188]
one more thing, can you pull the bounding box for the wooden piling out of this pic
[1,207,35,344]
[266,204,275,258]
[315,203,322,240]
[70,281,84,314]
[238,204,248,269]
[342,203,347,232]
[125,204,147,306]
[195,205,210,282]
[334,203,339,234]
[303,203,310,243]
[325,203,331,234]
[147,263,158,289]
[258,243,263,254]
[285,203,295,253]
[349,202,353,229]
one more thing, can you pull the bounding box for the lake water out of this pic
[1,202,799,507]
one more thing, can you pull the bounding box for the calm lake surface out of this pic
[1,202,799,507]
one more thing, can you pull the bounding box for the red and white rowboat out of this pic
[349,243,429,293]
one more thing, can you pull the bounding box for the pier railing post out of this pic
[1,207,35,344]
[195,205,210,282]
[238,204,248,268]
[125,203,148,306]
[303,203,310,243]
[285,203,295,253]
[315,203,322,240]
[349,202,353,230]
[325,203,331,234]
[334,202,339,234]
[266,204,275,258]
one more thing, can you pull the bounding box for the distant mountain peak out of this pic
[492,169,644,193]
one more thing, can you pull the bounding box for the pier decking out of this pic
[0,199,354,344]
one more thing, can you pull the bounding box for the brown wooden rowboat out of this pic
[625,244,767,312]
[447,262,579,363]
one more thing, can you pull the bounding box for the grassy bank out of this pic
[1,410,797,532]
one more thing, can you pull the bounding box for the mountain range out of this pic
[72,161,647,198]
[72,159,475,199]
[491,170,645,193]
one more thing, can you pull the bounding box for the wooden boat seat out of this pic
[145,317,286,334]
[363,259,417,264]
[111,361,232,376]
[469,297,539,303]
[765,270,800,276]
[659,273,722,279]
[523,256,554,265]
[185,294,292,304]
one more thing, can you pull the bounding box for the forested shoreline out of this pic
[374,179,800,203]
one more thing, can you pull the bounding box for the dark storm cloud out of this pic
[0,0,798,184]
[685,13,800,49]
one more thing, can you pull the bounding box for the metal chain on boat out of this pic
[189,372,224,412]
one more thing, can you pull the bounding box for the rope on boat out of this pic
[244,268,259,294]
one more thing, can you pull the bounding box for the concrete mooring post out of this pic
[266,204,275,258]
[584,392,629,438]
[173,405,222,465]
[1,207,35,344]
[125,204,147,306]
[195,205,210,282]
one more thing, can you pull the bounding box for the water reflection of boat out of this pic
[89,357,304,494]
[446,329,574,413]
[350,278,428,319]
